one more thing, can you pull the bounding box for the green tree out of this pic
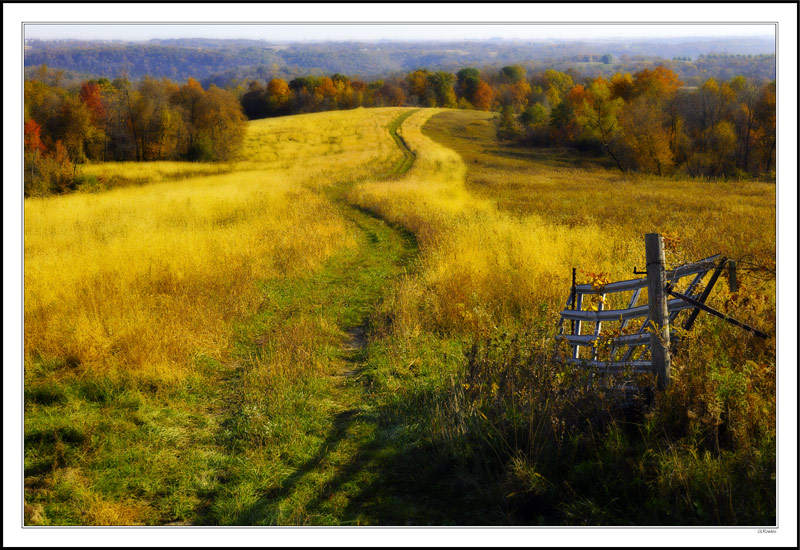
[427,71,457,108]
[241,81,269,119]
[501,65,526,83]
[571,78,626,170]
[497,105,522,139]
[456,68,480,102]
[520,103,550,143]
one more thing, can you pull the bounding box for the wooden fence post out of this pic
[645,233,671,390]
[728,260,738,293]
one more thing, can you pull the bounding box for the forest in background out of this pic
[24,60,775,197]
[24,37,775,85]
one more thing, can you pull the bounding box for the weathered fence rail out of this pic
[556,233,768,389]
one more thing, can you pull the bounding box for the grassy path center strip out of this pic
[385,109,420,177]
[204,110,439,525]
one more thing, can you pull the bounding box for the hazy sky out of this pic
[24,23,775,43]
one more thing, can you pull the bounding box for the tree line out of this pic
[24,67,246,196]
[504,67,776,178]
[24,63,775,196]
[238,65,775,178]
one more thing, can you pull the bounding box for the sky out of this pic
[24,23,775,43]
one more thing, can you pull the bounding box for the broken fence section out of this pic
[557,254,720,372]
[556,233,770,390]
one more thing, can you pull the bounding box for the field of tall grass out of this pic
[348,108,775,525]
[24,107,415,525]
[352,109,775,336]
[25,107,406,385]
[24,106,776,526]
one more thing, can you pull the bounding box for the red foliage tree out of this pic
[24,118,47,155]
[79,82,105,124]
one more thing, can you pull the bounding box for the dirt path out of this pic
[198,110,469,525]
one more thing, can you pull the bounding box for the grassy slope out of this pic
[24,108,408,525]
[414,110,776,525]
[423,110,776,270]
[24,109,505,526]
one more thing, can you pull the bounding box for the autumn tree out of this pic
[314,76,338,109]
[548,100,577,145]
[472,81,494,111]
[105,78,137,161]
[406,69,432,106]
[132,77,182,161]
[614,67,682,174]
[79,82,105,125]
[619,95,675,175]
[55,95,93,164]
[81,79,117,161]
[609,73,635,102]
[754,80,776,175]
[172,77,206,157]
[191,84,246,161]
[570,77,627,170]
[681,78,737,176]
[377,81,406,107]
[24,78,66,151]
[632,66,682,98]
[24,118,49,195]
[349,79,368,107]
[266,78,292,114]
[510,79,532,111]
[729,76,760,173]
[541,69,574,108]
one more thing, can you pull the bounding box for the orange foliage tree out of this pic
[472,81,495,111]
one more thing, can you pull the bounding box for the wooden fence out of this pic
[556,233,769,390]
[556,233,724,389]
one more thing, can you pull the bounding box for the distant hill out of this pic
[24,37,775,84]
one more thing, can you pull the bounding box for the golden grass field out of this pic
[25,108,406,384]
[25,105,776,383]
[351,109,775,339]
[24,107,776,527]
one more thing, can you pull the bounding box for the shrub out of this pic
[186,135,216,162]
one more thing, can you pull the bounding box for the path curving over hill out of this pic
[195,109,495,526]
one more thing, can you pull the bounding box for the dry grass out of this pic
[351,109,775,337]
[351,110,624,335]
[24,106,776,526]
[24,107,407,385]
[352,108,776,525]
[81,161,233,188]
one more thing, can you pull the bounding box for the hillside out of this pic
[24,37,775,84]
[24,108,775,526]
